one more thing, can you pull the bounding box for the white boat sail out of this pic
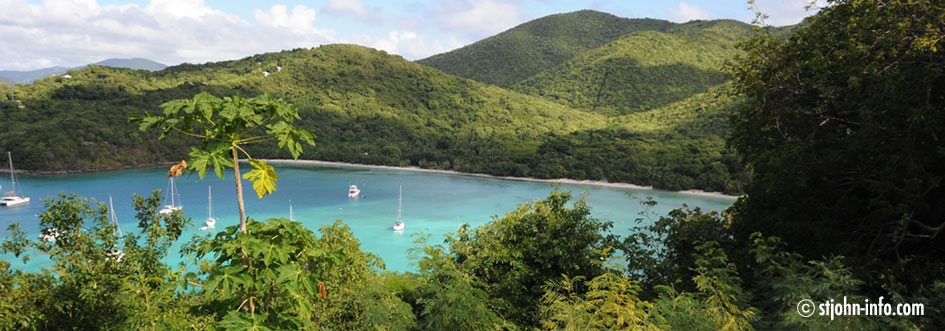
[107,195,125,263]
[0,151,29,206]
[201,185,216,230]
[393,185,405,231]
[289,200,295,221]
[348,184,361,198]
[159,177,182,215]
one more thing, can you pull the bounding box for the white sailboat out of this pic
[159,177,182,215]
[0,151,29,206]
[107,195,125,263]
[201,186,216,230]
[393,185,405,231]
[110,195,124,239]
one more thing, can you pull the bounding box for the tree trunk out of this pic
[233,147,247,233]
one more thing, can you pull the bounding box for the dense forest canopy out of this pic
[512,20,749,116]
[417,10,676,88]
[727,0,945,289]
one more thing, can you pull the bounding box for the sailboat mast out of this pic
[208,185,213,219]
[7,152,15,195]
[397,185,402,219]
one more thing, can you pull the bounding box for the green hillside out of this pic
[0,76,13,86]
[0,43,743,192]
[512,20,752,116]
[417,10,674,88]
[0,45,599,169]
[0,58,166,85]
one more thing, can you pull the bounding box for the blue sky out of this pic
[0,0,823,70]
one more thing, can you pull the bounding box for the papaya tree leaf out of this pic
[242,159,278,199]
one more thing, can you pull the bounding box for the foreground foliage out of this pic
[2,185,941,329]
[134,92,315,230]
[728,0,945,301]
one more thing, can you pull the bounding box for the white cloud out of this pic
[0,0,337,70]
[320,0,392,26]
[753,0,826,26]
[351,30,464,60]
[254,5,323,35]
[668,2,709,23]
[323,0,365,16]
[145,0,220,20]
[432,0,523,40]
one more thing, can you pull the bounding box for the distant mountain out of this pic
[0,58,166,84]
[0,75,14,86]
[417,10,674,88]
[93,58,166,71]
[512,20,753,116]
[0,66,72,85]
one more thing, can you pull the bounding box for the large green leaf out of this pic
[188,143,234,179]
[242,159,279,199]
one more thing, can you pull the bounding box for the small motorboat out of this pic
[38,228,60,242]
[348,184,361,198]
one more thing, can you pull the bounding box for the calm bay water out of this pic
[0,163,734,272]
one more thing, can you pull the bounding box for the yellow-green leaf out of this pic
[242,159,278,199]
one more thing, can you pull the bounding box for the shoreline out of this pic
[2,161,178,176]
[263,159,741,201]
[5,159,740,200]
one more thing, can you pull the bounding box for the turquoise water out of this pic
[0,164,734,272]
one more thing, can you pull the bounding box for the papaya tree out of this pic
[133,92,315,233]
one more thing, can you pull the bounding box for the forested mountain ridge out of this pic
[513,19,751,116]
[417,10,675,88]
[0,42,743,193]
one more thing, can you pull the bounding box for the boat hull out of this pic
[0,197,29,206]
[159,205,182,215]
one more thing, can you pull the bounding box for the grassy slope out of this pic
[416,10,674,88]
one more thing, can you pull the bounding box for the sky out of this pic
[0,0,825,71]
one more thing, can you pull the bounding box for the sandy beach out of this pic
[262,159,740,201]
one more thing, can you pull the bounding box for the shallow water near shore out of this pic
[0,163,734,273]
